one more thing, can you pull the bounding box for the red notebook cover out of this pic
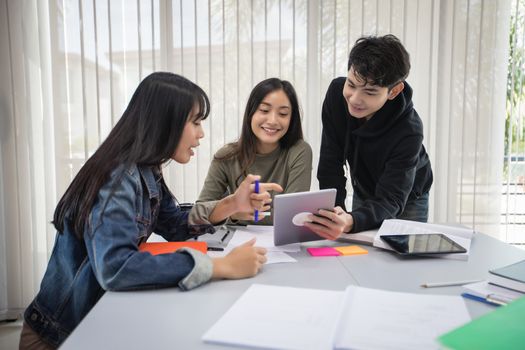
[139,241,208,255]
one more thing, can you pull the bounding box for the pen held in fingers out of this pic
[257,182,283,193]
[254,180,260,222]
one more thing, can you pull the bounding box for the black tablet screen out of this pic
[380,233,467,255]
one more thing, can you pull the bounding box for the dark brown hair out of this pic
[216,78,303,184]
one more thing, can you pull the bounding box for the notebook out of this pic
[488,259,525,293]
[203,284,470,350]
[138,241,207,255]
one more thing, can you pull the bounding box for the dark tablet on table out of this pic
[380,233,467,256]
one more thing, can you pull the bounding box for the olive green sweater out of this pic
[195,140,313,225]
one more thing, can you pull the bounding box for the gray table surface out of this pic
[61,229,525,350]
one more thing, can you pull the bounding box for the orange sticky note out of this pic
[334,245,368,256]
[139,241,208,255]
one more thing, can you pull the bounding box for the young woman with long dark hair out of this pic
[20,72,281,349]
[196,78,312,225]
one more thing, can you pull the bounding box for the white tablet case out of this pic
[273,189,337,246]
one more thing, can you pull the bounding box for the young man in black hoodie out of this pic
[304,34,433,238]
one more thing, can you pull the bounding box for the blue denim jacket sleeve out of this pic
[84,168,212,291]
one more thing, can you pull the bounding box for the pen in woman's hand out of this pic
[220,230,230,242]
[254,180,260,222]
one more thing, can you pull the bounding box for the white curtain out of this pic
[0,0,510,319]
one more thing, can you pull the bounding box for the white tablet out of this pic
[273,189,337,246]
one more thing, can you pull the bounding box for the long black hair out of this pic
[217,78,303,182]
[53,72,210,239]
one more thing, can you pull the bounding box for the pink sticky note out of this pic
[307,247,341,257]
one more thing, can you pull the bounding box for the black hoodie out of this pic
[317,77,433,232]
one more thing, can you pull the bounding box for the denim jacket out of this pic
[24,164,216,347]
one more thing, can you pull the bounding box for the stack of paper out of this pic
[461,260,525,306]
[203,284,471,350]
[338,220,474,261]
[488,259,525,293]
[462,281,523,306]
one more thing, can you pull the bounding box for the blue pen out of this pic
[254,180,260,222]
[461,293,500,307]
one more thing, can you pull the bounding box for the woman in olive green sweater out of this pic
[196,78,312,225]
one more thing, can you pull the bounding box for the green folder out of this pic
[438,295,525,349]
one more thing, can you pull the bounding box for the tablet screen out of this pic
[380,233,467,255]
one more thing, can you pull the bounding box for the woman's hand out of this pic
[232,174,282,214]
[231,211,270,222]
[209,174,281,224]
[303,206,354,240]
[212,238,267,279]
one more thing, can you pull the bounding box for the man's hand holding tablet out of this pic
[303,207,354,240]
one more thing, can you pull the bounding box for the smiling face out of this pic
[172,105,204,163]
[342,66,404,120]
[250,89,292,154]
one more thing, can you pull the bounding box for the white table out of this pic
[61,229,525,349]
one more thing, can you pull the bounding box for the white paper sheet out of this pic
[207,227,299,264]
[229,228,301,253]
[375,219,474,260]
[203,284,471,350]
[203,284,343,350]
[265,251,298,264]
[207,248,296,264]
[333,286,471,350]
